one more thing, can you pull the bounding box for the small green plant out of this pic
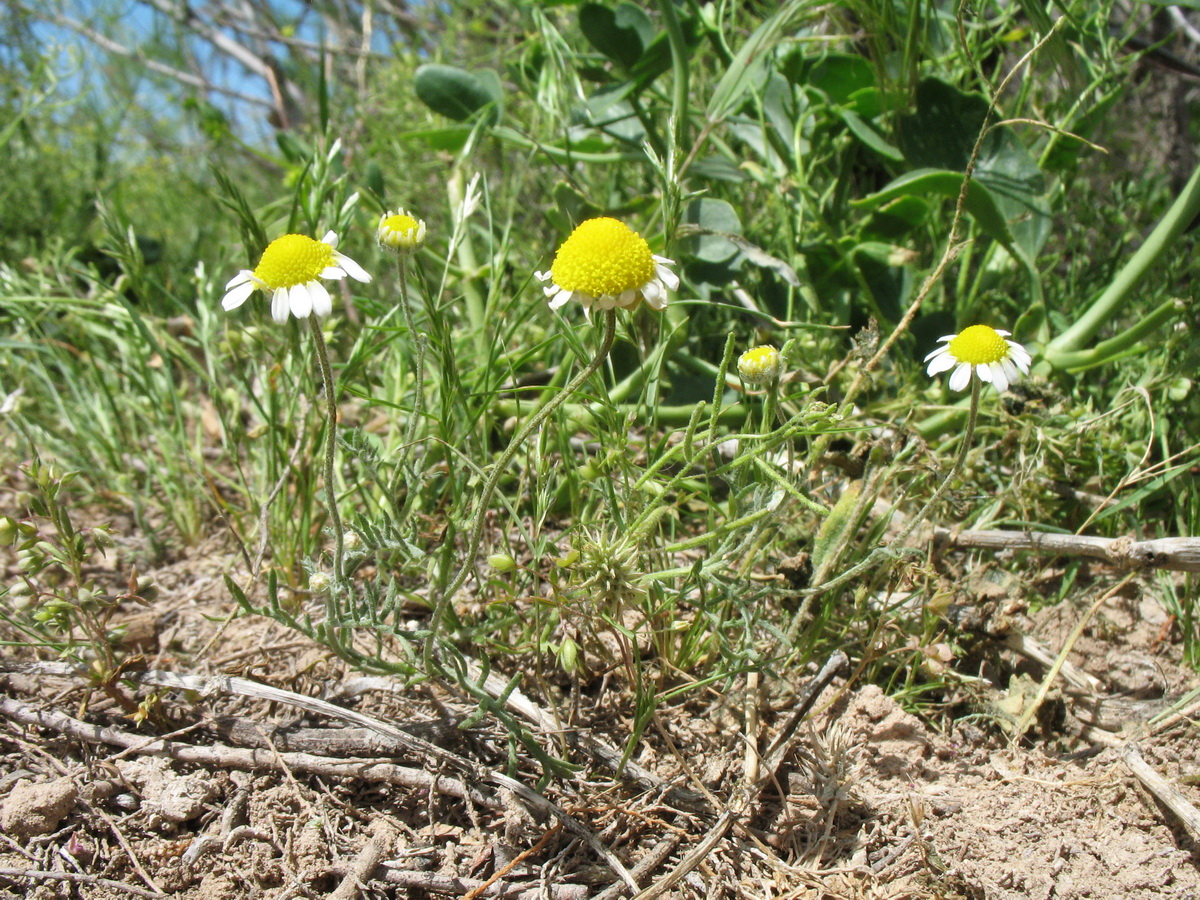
[1,462,157,692]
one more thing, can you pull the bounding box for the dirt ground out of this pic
[2,529,1200,899]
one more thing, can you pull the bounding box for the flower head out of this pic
[924,325,1031,393]
[738,345,782,385]
[377,210,426,254]
[535,217,678,315]
[222,231,371,323]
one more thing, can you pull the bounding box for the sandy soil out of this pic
[2,529,1199,899]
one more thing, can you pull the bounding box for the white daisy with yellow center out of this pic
[535,217,678,315]
[738,345,782,385]
[924,324,1032,393]
[221,231,371,323]
[377,209,426,254]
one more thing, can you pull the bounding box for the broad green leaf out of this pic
[680,198,741,264]
[579,2,655,69]
[840,109,903,161]
[896,78,1049,266]
[397,125,474,151]
[787,51,875,105]
[854,169,1014,246]
[414,64,502,122]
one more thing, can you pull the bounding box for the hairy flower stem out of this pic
[788,377,982,641]
[308,314,345,582]
[424,309,619,668]
[396,259,427,451]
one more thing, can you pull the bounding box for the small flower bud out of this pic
[557,637,581,676]
[737,345,782,385]
[487,553,517,573]
[309,572,332,593]
[343,530,362,550]
[377,209,427,255]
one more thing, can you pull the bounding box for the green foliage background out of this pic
[3,0,1200,717]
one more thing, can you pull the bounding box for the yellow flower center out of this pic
[382,213,420,235]
[738,346,781,383]
[549,217,656,298]
[947,325,1009,365]
[253,234,333,290]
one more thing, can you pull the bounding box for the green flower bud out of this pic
[487,553,517,573]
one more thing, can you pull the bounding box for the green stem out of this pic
[396,258,427,448]
[1046,160,1200,363]
[308,314,345,581]
[448,170,487,358]
[425,310,619,667]
[1045,297,1186,371]
[655,0,690,154]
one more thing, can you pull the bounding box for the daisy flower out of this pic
[738,345,782,385]
[221,231,371,323]
[536,217,678,315]
[377,209,426,254]
[924,324,1032,393]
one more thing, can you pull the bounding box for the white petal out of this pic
[271,288,290,323]
[221,280,257,310]
[309,281,332,317]
[534,270,552,283]
[321,230,339,248]
[616,289,638,309]
[926,351,957,376]
[1000,358,1020,384]
[654,259,679,290]
[225,270,253,290]
[993,329,1011,337]
[320,266,348,280]
[936,333,959,343]
[289,283,312,318]
[924,344,950,364]
[948,363,972,392]
[1007,342,1032,371]
[547,288,573,310]
[989,362,1009,392]
[334,251,371,283]
[975,362,993,383]
[642,282,666,309]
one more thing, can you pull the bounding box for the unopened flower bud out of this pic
[487,553,517,573]
[737,345,782,385]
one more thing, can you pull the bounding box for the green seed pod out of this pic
[487,553,517,573]
[135,576,159,603]
[557,637,581,676]
[91,527,116,551]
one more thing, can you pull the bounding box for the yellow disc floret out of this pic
[946,324,1009,366]
[549,218,657,298]
[253,234,334,290]
[383,213,419,234]
[738,345,782,384]
[378,210,426,253]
